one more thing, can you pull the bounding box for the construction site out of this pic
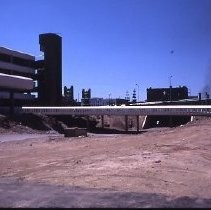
[0,33,211,208]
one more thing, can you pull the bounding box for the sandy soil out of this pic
[0,117,211,207]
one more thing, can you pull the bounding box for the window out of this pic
[0,53,11,62]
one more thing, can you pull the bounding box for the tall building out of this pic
[64,86,74,101]
[81,89,91,106]
[37,33,62,105]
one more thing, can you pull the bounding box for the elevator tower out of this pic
[38,33,62,105]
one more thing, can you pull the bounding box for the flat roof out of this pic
[0,47,35,61]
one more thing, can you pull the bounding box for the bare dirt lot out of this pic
[0,116,211,208]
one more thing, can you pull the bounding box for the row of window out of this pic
[0,53,35,68]
[0,67,35,77]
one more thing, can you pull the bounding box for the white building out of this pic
[89,97,126,106]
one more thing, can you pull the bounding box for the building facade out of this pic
[0,47,36,104]
[147,86,188,102]
[89,97,128,106]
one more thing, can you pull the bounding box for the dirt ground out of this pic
[0,116,211,207]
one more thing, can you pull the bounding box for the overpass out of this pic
[21,105,211,132]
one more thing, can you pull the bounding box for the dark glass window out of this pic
[0,53,11,62]
[12,56,30,67]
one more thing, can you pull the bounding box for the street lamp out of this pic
[169,75,172,87]
[108,93,111,106]
[136,84,139,102]
[169,76,172,101]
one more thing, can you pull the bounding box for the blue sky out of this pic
[1,0,211,101]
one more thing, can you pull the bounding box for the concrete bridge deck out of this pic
[21,105,211,116]
[20,105,211,132]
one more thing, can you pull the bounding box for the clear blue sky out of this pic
[1,0,211,101]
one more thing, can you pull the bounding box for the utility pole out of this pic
[169,75,172,101]
[169,75,173,127]
[109,93,111,106]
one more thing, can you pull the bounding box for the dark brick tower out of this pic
[38,33,62,105]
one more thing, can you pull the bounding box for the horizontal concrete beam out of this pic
[0,73,34,91]
[0,61,35,74]
[21,105,211,116]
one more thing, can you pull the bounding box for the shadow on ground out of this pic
[90,127,147,134]
[0,177,210,208]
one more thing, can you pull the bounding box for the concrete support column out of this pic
[136,115,139,133]
[9,91,14,116]
[125,115,128,132]
[101,115,104,128]
[169,116,173,128]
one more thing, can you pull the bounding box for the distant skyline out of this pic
[1,0,211,101]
